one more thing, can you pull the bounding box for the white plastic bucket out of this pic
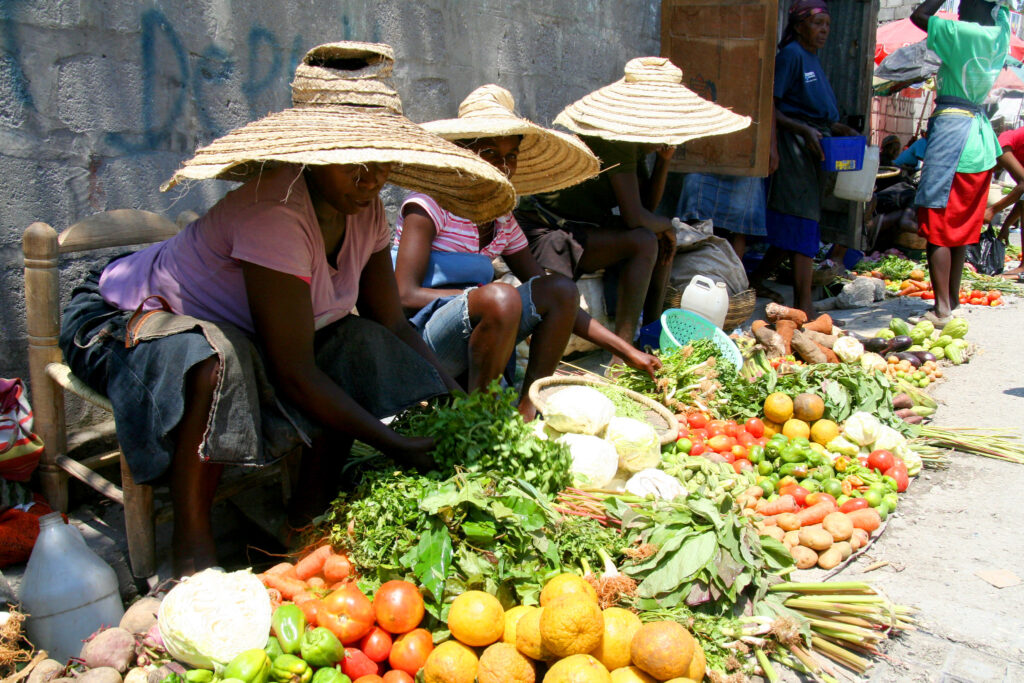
[834,145,881,202]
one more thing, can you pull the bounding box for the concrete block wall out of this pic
[0,0,661,386]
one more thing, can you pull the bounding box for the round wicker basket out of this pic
[528,376,679,445]
[723,288,756,329]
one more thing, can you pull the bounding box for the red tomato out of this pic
[322,584,376,644]
[857,455,870,468]
[839,498,869,513]
[736,431,756,448]
[756,436,768,447]
[731,444,749,460]
[389,628,434,675]
[687,412,709,429]
[707,435,735,453]
[921,292,935,300]
[373,581,425,634]
[689,441,706,456]
[991,299,1002,306]
[341,648,380,680]
[970,297,986,305]
[884,464,910,493]
[744,418,765,438]
[733,459,753,474]
[690,428,709,442]
[382,672,415,683]
[359,627,393,663]
[780,484,809,506]
[676,426,690,439]
[867,449,896,473]
[959,296,969,304]
[724,421,741,438]
[353,677,384,683]
[987,290,1001,301]
[708,419,729,433]
[804,492,836,508]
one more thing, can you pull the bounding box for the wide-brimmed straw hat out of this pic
[420,85,600,195]
[553,57,752,146]
[162,42,515,223]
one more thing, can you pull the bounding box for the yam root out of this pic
[801,329,837,349]
[803,313,834,334]
[791,330,827,364]
[765,302,809,326]
[775,319,798,356]
[819,343,840,364]
[753,324,787,358]
[751,319,769,332]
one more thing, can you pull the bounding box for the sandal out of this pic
[754,285,785,304]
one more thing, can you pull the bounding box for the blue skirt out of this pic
[765,209,820,258]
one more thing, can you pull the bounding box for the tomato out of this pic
[676,425,690,438]
[687,412,709,429]
[690,428,709,442]
[676,438,693,455]
[733,459,753,474]
[744,418,765,438]
[720,450,736,464]
[322,584,376,644]
[804,492,836,508]
[987,290,1001,301]
[991,299,1002,306]
[863,489,884,508]
[359,627,393,663]
[689,441,706,456]
[867,449,896,473]
[373,580,425,634]
[724,421,741,438]
[839,498,868,513]
[970,297,986,305]
[857,455,870,468]
[776,475,798,489]
[341,648,380,679]
[731,444,749,461]
[736,431,756,448]
[382,672,415,683]
[707,435,735,453]
[708,419,728,433]
[353,677,384,683]
[389,628,433,675]
[779,484,809,506]
[921,291,935,300]
[884,464,909,493]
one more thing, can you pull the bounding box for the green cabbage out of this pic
[842,412,882,447]
[158,568,272,670]
[826,435,860,457]
[833,337,864,363]
[604,417,661,473]
[544,386,614,435]
[557,433,619,488]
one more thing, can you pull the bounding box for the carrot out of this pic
[802,313,833,334]
[793,501,837,527]
[911,280,929,291]
[294,545,333,581]
[898,285,917,297]
[906,291,924,298]
[765,302,808,326]
[742,485,765,500]
[845,508,881,533]
[292,595,322,627]
[323,553,353,584]
[266,588,283,611]
[259,572,309,601]
[775,320,798,355]
[759,494,798,516]
[266,562,296,576]
[307,576,327,590]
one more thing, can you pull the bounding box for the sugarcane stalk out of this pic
[755,647,780,683]
[811,636,870,673]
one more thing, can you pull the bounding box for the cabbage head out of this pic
[158,568,272,670]
[605,417,661,472]
[859,352,887,373]
[833,336,864,363]
[873,425,906,452]
[624,469,687,500]
[557,433,619,489]
[826,435,860,457]
[843,412,882,447]
[544,386,614,435]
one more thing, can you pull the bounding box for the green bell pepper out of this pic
[270,655,312,683]
[300,627,344,668]
[265,637,284,661]
[160,675,183,683]
[222,650,271,683]
[271,604,306,656]
[310,669,351,683]
[779,462,808,478]
[185,671,214,683]
[780,445,805,464]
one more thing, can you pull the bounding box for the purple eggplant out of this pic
[912,351,937,364]
[889,335,914,352]
[863,337,893,354]
[893,351,922,368]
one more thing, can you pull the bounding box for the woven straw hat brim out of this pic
[162,108,516,224]
[421,117,599,195]
[554,78,751,145]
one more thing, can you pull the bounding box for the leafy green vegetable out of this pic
[854,254,918,280]
[612,339,738,415]
[593,385,647,420]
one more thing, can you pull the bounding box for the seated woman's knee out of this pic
[469,281,522,323]
[628,227,658,258]
[534,274,580,313]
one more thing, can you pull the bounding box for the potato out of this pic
[833,541,853,560]
[27,660,65,683]
[791,545,818,569]
[79,669,123,683]
[798,527,834,551]
[822,512,853,542]
[760,526,785,542]
[783,530,801,549]
[81,628,136,673]
[123,669,150,683]
[776,513,801,532]
[817,547,844,570]
[850,528,870,550]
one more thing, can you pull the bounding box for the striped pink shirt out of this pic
[395,193,529,258]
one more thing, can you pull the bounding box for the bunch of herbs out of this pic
[612,339,737,414]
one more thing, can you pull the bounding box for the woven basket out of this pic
[723,288,756,330]
[663,284,682,311]
[528,376,679,445]
[811,263,843,287]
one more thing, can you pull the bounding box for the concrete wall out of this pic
[0,0,661,384]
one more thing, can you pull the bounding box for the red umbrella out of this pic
[875,11,1024,65]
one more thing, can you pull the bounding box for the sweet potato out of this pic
[798,527,834,551]
[823,512,853,542]
[774,320,798,355]
[753,324,787,358]
[803,313,834,334]
[776,512,801,532]
[801,329,837,349]
[845,508,882,533]
[817,547,844,570]
[790,545,819,569]
[791,330,828,364]
[766,302,809,326]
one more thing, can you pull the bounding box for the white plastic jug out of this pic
[834,145,881,202]
[19,513,124,663]
[679,275,729,329]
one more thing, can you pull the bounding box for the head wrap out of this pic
[780,0,830,48]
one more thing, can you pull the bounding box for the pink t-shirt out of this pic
[394,192,528,258]
[998,127,1024,166]
[99,165,390,333]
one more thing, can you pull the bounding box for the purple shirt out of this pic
[99,165,390,333]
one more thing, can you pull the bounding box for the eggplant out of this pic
[889,335,914,352]
[894,351,922,368]
[912,351,937,364]
[863,337,892,354]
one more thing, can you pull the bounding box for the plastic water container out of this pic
[679,275,729,329]
[821,135,867,172]
[834,145,881,202]
[19,513,124,663]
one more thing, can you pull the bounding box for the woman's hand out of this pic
[622,347,662,380]
[801,124,825,161]
[384,434,436,472]
[830,122,859,138]
[984,205,996,225]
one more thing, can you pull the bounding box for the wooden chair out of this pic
[23,209,292,578]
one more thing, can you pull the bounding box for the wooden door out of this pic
[661,0,779,177]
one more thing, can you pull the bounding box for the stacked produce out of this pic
[854,252,1021,302]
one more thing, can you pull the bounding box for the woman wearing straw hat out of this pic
[748,0,859,317]
[393,85,662,419]
[58,42,515,575]
[515,57,750,347]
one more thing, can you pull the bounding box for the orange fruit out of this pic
[502,605,534,647]
[516,607,553,661]
[781,418,810,440]
[540,596,604,658]
[423,640,478,683]
[686,643,706,681]
[478,642,535,683]
[762,419,783,438]
[542,654,611,683]
[810,419,839,446]
[591,608,642,671]
[448,591,504,647]
[793,393,825,422]
[540,573,598,606]
[629,621,696,680]
[763,392,793,424]
[608,666,656,683]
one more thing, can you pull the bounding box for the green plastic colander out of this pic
[659,308,743,369]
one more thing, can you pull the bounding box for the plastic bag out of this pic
[965,227,1005,275]
[669,225,749,296]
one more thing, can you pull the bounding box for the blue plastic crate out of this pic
[636,320,662,352]
[822,135,866,172]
